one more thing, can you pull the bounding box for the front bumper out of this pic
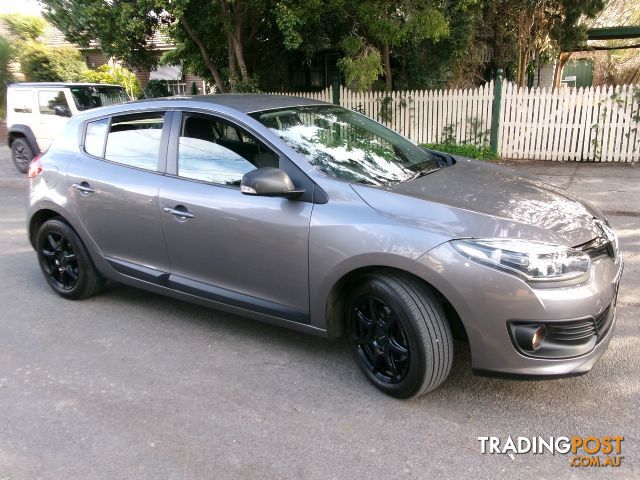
[416,242,623,377]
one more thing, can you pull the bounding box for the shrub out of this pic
[421,143,499,161]
[81,64,141,99]
[142,79,171,98]
[0,35,15,118]
[20,41,87,82]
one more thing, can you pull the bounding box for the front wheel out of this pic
[11,138,34,174]
[346,271,453,398]
[36,218,105,300]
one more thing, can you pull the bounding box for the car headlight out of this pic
[451,239,591,282]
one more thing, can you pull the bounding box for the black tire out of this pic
[35,218,105,300]
[11,137,34,174]
[346,270,453,398]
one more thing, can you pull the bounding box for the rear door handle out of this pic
[72,182,95,195]
[163,206,195,220]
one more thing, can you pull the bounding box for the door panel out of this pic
[69,158,170,271]
[68,111,171,272]
[159,177,312,314]
[159,111,312,315]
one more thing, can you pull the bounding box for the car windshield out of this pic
[69,86,129,111]
[249,105,441,186]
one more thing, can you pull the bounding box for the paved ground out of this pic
[0,147,638,479]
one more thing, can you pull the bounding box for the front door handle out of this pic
[72,182,95,195]
[163,206,195,220]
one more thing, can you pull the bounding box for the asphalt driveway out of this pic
[0,147,638,479]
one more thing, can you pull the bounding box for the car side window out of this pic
[12,90,33,113]
[84,118,109,158]
[104,113,165,171]
[178,114,278,186]
[39,90,70,116]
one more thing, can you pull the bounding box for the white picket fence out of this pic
[499,83,639,162]
[267,83,640,162]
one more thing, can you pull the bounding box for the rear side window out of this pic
[39,90,70,116]
[11,90,33,113]
[84,118,109,157]
[104,113,165,170]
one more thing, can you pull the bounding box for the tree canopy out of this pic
[40,0,606,92]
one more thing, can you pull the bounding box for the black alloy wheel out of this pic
[39,232,80,291]
[36,218,105,300]
[346,271,453,398]
[350,295,410,384]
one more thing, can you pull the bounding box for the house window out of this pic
[162,80,186,96]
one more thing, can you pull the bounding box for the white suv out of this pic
[6,82,129,172]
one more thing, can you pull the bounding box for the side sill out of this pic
[105,257,310,325]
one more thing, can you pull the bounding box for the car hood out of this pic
[351,158,604,246]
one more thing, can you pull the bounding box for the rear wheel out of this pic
[11,138,34,174]
[346,271,453,398]
[36,218,105,300]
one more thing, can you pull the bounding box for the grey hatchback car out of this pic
[27,95,623,398]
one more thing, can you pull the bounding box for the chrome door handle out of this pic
[163,206,195,220]
[72,182,95,195]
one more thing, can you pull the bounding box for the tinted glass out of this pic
[39,90,70,115]
[84,118,109,157]
[178,115,268,186]
[250,105,440,186]
[70,86,129,111]
[105,114,164,170]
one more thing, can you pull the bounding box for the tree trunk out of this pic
[231,25,248,82]
[228,35,238,92]
[553,52,572,89]
[382,43,392,92]
[180,17,226,93]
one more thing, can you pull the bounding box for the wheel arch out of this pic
[7,124,40,153]
[324,265,468,342]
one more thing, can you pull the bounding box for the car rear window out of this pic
[104,113,165,170]
[70,86,129,111]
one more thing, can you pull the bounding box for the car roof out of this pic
[9,82,123,89]
[130,94,330,114]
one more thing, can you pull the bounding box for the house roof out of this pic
[35,22,175,51]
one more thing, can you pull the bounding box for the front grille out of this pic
[545,304,613,344]
[547,320,596,342]
[577,236,614,260]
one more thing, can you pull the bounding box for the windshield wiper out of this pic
[409,167,442,181]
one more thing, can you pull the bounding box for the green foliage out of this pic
[1,13,47,41]
[81,65,141,99]
[422,142,499,161]
[337,38,384,91]
[41,0,168,69]
[234,75,262,93]
[19,41,87,81]
[143,80,171,98]
[0,35,16,118]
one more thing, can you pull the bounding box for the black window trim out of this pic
[166,108,325,203]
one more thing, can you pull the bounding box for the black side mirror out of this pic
[241,167,305,199]
[54,105,72,117]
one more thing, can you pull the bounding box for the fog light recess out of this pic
[514,324,546,352]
